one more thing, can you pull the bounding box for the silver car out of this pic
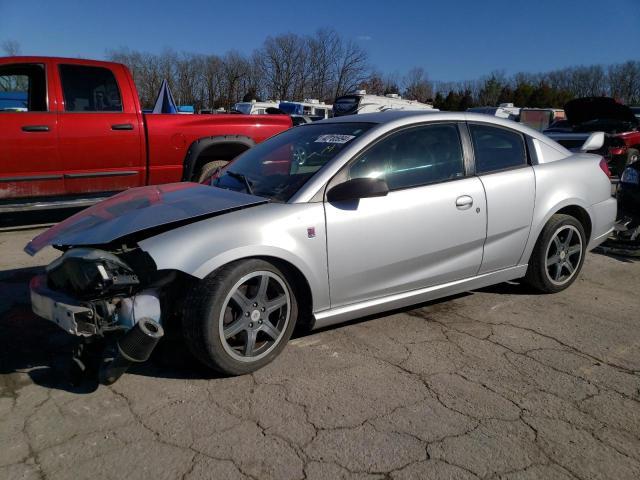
[26,111,616,382]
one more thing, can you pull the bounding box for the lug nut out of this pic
[258,320,263,324]
[253,302,258,307]
[245,312,250,317]
[249,322,253,328]
[260,307,265,312]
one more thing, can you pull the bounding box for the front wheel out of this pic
[196,160,229,183]
[182,259,298,375]
[524,214,586,293]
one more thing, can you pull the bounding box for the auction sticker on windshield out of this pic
[314,134,356,144]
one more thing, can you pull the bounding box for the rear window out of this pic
[469,124,527,174]
[0,63,47,112]
[59,65,122,112]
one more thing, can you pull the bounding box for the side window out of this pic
[348,123,465,190]
[0,63,47,112]
[59,65,122,112]
[469,124,526,174]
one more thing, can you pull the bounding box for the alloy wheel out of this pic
[544,225,583,286]
[218,271,291,362]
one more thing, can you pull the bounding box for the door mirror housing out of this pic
[580,131,605,152]
[326,177,389,202]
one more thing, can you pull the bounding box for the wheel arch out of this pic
[521,198,594,265]
[181,135,255,181]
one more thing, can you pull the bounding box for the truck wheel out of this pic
[524,214,586,293]
[196,160,228,182]
[182,259,298,375]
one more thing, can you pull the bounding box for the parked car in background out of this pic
[467,103,520,121]
[333,90,435,116]
[278,99,332,120]
[26,110,616,382]
[0,57,292,213]
[544,97,640,176]
[233,100,281,115]
[519,108,565,131]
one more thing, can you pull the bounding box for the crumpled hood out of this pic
[564,97,637,125]
[25,183,267,255]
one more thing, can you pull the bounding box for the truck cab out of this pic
[0,57,291,212]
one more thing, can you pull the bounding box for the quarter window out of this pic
[469,124,526,174]
[60,65,122,112]
[0,63,47,112]
[347,123,465,190]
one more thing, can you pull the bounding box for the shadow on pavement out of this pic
[0,261,527,395]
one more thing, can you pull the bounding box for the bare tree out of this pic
[332,39,369,98]
[2,39,21,56]
[403,67,433,102]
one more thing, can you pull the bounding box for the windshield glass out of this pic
[233,103,252,114]
[278,102,303,115]
[213,122,373,202]
[333,96,361,116]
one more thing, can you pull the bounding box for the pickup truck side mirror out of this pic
[326,177,389,202]
[580,131,605,152]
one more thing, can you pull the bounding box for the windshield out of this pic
[333,95,361,116]
[213,122,373,202]
[233,103,253,114]
[278,102,303,115]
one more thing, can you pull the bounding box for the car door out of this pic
[0,60,63,201]
[467,123,535,273]
[56,62,144,195]
[324,123,487,308]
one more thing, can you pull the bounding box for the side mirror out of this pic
[580,131,605,152]
[326,177,389,202]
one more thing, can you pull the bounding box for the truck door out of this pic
[0,60,63,202]
[56,62,144,195]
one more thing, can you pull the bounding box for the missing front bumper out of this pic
[30,275,97,336]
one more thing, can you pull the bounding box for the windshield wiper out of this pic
[226,170,254,195]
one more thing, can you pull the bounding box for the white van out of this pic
[333,90,435,116]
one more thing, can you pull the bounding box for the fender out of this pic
[519,196,593,266]
[181,135,255,181]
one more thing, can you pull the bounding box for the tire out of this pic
[182,259,298,375]
[196,160,229,183]
[524,214,587,293]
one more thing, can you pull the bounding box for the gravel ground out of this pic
[1,226,639,480]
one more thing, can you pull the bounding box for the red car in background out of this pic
[0,57,292,213]
[544,97,640,177]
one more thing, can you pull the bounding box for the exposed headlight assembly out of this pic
[46,248,139,299]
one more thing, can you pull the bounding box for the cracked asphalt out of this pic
[1,226,639,480]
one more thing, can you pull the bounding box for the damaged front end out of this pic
[30,246,171,384]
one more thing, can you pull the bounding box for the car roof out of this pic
[317,110,557,144]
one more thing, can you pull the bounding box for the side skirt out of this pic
[312,265,528,330]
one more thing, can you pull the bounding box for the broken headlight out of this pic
[46,248,139,299]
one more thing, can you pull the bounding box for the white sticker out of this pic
[314,134,355,144]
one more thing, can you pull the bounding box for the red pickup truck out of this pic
[0,56,292,212]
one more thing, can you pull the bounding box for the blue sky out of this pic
[1,0,638,82]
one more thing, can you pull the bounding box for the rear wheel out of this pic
[196,160,229,182]
[183,259,298,375]
[524,214,586,293]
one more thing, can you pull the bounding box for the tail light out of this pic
[599,158,611,177]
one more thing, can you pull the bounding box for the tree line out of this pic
[3,35,639,110]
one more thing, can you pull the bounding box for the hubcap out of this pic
[544,225,583,286]
[219,271,290,362]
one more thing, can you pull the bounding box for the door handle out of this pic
[111,123,134,131]
[455,195,473,210]
[21,125,50,132]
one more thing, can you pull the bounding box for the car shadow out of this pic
[0,263,532,394]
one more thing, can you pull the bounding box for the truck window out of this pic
[59,65,123,112]
[0,63,47,112]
